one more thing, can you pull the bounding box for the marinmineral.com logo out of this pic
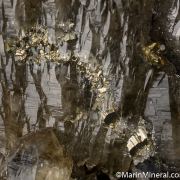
[116,172,180,179]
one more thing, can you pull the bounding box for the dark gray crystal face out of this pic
[0,0,180,179]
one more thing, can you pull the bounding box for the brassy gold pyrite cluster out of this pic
[4,26,111,111]
[5,26,68,63]
[142,42,179,77]
[142,42,167,67]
